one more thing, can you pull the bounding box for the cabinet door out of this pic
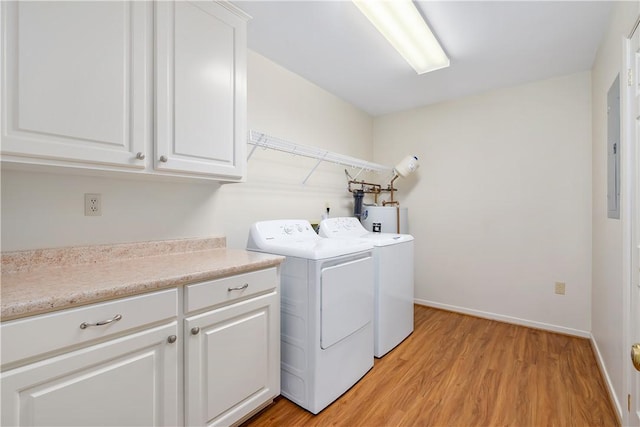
[1,323,178,427]
[155,1,248,180]
[1,1,150,168]
[185,292,279,426]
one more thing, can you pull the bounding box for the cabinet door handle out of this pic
[228,283,249,292]
[191,327,200,335]
[135,152,145,160]
[167,335,177,344]
[80,314,122,329]
[159,155,168,163]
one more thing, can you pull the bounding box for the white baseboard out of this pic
[414,298,590,338]
[589,333,624,425]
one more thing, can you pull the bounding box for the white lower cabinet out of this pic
[0,268,281,427]
[0,289,180,427]
[1,323,179,427]
[184,268,280,427]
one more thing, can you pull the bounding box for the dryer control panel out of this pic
[254,220,317,241]
[320,217,366,237]
[247,219,374,260]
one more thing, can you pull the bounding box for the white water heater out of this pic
[361,206,409,234]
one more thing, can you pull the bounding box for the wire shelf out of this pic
[247,130,392,183]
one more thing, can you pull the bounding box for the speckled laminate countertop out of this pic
[1,238,284,321]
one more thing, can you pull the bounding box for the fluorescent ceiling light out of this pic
[353,0,449,74]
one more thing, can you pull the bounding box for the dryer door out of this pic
[320,255,373,349]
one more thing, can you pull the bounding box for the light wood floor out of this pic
[242,305,619,427]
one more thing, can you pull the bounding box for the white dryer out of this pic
[319,217,414,358]
[247,219,374,414]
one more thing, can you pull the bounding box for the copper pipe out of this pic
[348,176,403,207]
[382,175,400,206]
[348,180,381,194]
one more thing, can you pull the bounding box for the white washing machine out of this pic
[247,219,374,414]
[319,216,414,358]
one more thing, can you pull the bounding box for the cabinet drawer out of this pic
[184,268,277,314]
[1,289,177,369]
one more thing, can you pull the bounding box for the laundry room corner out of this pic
[373,72,593,336]
[212,50,379,250]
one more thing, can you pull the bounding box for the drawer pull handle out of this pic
[79,314,122,329]
[228,283,249,292]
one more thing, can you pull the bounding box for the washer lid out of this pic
[319,217,413,247]
[247,219,373,259]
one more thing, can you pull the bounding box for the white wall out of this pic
[0,50,373,252]
[213,51,374,249]
[0,171,222,251]
[590,1,639,420]
[373,72,593,336]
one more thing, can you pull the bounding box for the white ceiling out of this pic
[233,1,612,117]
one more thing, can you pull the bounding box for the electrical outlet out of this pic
[554,281,566,295]
[84,193,102,216]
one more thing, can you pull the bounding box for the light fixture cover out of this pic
[353,0,449,74]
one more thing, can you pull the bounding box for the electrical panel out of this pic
[607,75,620,220]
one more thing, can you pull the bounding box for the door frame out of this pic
[623,14,640,427]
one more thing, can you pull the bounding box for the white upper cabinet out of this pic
[1,1,150,169]
[1,1,248,182]
[155,2,248,180]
